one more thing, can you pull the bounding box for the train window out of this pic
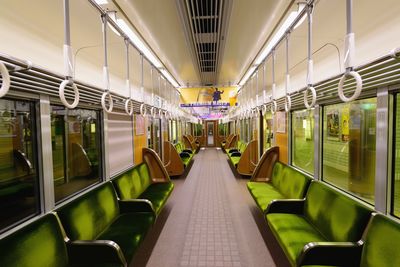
[51,106,101,203]
[263,112,273,151]
[172,120,177,143]
[218,123,227,136]
[392,94,400,217]
[292,109,314,174]
[0,99,39,232]
[322,98,376,204]
[194,123,202,137]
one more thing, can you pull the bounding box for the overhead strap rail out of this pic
[303,3,316,110]
[101,12,113,113]
[0,61,11,98]
[124,38,134,116]
[59,0,79,109]
[338,0,363,102]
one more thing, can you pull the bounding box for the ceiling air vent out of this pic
[177,0,232,86]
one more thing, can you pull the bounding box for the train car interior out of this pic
[1,0,400,266]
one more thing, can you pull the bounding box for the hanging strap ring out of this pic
[139,103,147,117]
[261,104,268,116]
[270,100,277,114]
[164,110,170,120]
[159,109,164,119]
[284,94,292,112]
[0,62,11,98]
[304,86,317,109]
[253,107,260,118]
[59,79,80,109]
[338,71,362,102]
[124,98,134,116]
[150,106,157,118]
[101,91,113,113]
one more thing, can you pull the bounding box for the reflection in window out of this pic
[0,99,39,231]
[194,123,202,137]
[263,112,273,151]
[292,109,314,174]
[51,106,101,203]
[322,98,376,204]
[218,123,228,136]
[393,95,400,217]
[148,118,161,156]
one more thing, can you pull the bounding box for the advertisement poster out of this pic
[327,110,340,140]
[135,114,145,135]
[276,112,286,133]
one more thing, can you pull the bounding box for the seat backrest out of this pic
[271,162,310,199]
[112,166,143,199]
[304,181,372,242]
[360,213,400,267]
[57,182,120,241]
[0,213,69,267]
[239,141,247,153]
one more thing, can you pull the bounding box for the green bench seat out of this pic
[175,142,194,167]
[112,162,174,216]
[266,180,372,267]
[0,213,123,267]
[57,182,155,266]
[226,141,246,167]
[247,161,311,213]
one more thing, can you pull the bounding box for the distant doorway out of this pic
[207,121,215,146]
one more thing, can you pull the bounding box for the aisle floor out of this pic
[131,148,289,267]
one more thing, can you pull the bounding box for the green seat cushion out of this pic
[139,182,174,215]
[138,163,152,191]
[360,213,400,267]
[182,156,192,167]
[267,213,326,266]
[304,181,372,242]
[0,213,69,267]
[98,212,155,262]
[230,156,241,166]
[247,182,285,212]
[57,182,120,241]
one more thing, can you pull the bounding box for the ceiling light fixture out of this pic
[238,3,306,86]
[94,0,109,5]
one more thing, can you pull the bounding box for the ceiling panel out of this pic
[218,0,293,86]
[114,0,199,86]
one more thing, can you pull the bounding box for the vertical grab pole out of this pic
[59,0,79,109]
[270,50,277,114]
[304,3,316,109]
[101,13,113,113]
[139,54,147,116]
[338,0,362,102]
[124,38,134,115]
[284,33,291,112]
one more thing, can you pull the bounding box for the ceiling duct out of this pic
[177,0,232,86]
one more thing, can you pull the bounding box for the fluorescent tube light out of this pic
[95,0,108,5]
[239,66,256,86]
[116,19,163,69]
[160,69,179,88]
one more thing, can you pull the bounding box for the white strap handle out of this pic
[101,91,113,113]
[261,104,267,116]
[59,79,79,109]
[284,95,291,112]
[150,106,157,118]
[164,110,170,120]
[159,109,164,119]
[270,100,277,114]
[338,71,362,102]
[140,103,147,117]
[124,98,134,116]
[304,86,316,109]
[0,62,11,98]
[253,107,260,118]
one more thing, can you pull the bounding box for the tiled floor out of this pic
[134,148,280,267]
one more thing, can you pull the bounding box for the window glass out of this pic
[263,112,273,151]
[149,118,161,156]
[218,123,227,136]
[172,120,177,143]
[292,109,314,174]
[194,123,202,137]
[322,98,376,204]
[0,99,39,231]
[393,94,400,217]
[51,106,101,203]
